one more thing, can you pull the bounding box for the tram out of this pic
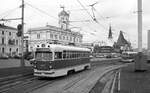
[31,44,91,77]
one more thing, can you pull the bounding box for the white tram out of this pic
[32,44,91,77]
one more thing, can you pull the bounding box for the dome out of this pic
[58,10,69,17]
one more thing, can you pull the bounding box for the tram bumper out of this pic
[34,69,55,77]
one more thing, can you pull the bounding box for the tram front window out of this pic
[36,52,52,61]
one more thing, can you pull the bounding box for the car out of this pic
[0,53,9,59]
[13,54,22,59]
[24,52,34,60]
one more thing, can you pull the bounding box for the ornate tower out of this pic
[58,6,69,30]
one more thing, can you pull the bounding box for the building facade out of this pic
[0,24,21,56]
[24,36,29,53]
[28,8,83,52]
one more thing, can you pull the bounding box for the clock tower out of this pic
[58,6,69,30]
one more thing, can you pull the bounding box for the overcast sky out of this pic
[0,0,149,48]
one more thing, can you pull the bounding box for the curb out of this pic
[88,64,127,93]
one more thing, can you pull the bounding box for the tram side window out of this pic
[62,51,70,59]
[66,51,69,58]
[70,51,73,58]
[63,52,66,59]
[55,52,62,59]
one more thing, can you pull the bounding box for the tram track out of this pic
[0,74,34,87]
[58,64,125,93]
[0,76,38,93]
[0,58,123,93]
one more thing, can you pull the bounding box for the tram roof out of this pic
[44,44,91,52]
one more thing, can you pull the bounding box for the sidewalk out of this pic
[116,63,150,93]
[0,59,33,78]
[0,59,31,68]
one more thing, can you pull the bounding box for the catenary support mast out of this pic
[21,0,25,66]
[138,0,142,52]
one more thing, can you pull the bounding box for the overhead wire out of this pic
[0,7,20,19]
[76,0,94,20]
[24,1,58,21]
[76,0,109,35]
[24,0,107,38]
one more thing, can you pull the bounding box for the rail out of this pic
[89,65,125,93]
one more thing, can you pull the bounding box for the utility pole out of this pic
[21,0,25,67]
[0,0,25,67]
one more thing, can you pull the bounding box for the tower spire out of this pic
[58,6,69,30]
[108,24,113,39]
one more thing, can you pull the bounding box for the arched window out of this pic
[16,48,18,52]
[9,48,11,52]
[2,47,4,53]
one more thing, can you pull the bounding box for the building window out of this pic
[37,34,40,39]
[9,48,11,53]
[79,38,82,42]
[2,31,4,35]
[63,36,66,40]
[2,38,4,44]
[16,48,18,53]
[16,40,18,45]
[59,35,62,40]
[55,35,58,40]
[67,36,69,40]
[70,37,72,41]
[9,32,11,36]
[50,34,53,39]
[2,47,4,53]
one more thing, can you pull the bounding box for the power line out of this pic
[68,9,87,11]
[25,2,58,21]
[0,7,20,18]
[75,0,109,36]
[76,0,94,20]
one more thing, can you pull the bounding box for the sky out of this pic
[0,0,149,48]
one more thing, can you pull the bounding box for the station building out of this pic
[28,8,83,52]
[0,24,21,56]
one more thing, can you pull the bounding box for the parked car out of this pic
[24,52,34,60]
[0,53,9,59]
[13,54,22,59]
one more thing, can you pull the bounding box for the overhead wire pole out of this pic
[76,0,94,20]
[89,2,98,21]
[21,0,25,67]
[137,0,142,52]
[0,1,24,66]
[135,0,147,71]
